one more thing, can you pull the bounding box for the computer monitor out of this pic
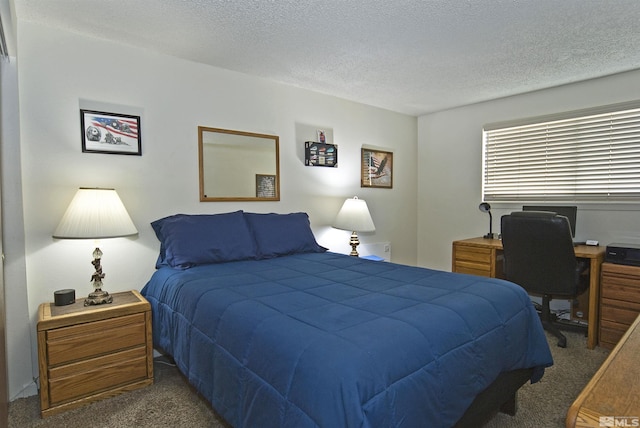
[522,205,577,237]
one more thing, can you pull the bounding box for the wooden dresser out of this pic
[599,263,640,349]
[37,290,153,417]
[567,313,640,427]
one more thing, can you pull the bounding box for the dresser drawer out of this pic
[46,313,146,366]
[600,298,640,314]
[48,346,148,405]
[599,321,628,349]
[601,264,640,290]
[599,264,640,348]
[600,282,640,304]
[600,303,639,326]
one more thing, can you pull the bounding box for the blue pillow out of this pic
[152,214,181,268]
[244,212,326,259]
[151,211,256,269]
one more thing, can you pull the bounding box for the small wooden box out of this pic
[37,290,153,417]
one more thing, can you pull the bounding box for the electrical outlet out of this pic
[384,244,390,253]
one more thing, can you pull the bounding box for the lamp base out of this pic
[84,289,113,306]
[349,231,360,257]
[483,233,496,239]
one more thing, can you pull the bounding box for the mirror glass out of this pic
[199,127,280,201]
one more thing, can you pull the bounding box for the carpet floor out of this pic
[9,330,609,427]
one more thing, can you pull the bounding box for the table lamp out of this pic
[53,187,138,305]
[333,196,375,256]
[479,202,495,239]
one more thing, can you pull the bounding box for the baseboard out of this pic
[10,380,38,401]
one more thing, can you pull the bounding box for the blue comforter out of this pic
[141,252,552,428]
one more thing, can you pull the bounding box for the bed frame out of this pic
[454,368,533,427]
[164,349,531,427]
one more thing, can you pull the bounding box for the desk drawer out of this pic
[453,261,491,277]
[46,313,146,366]
[453,245,492,276]
[455,246,492,263]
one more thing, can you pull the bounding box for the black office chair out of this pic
[500,211,589,348]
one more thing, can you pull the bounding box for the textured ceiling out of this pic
[12,0,640,116]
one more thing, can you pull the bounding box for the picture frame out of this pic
[304,141,338,167]
[317,129,327,144]
[80,109,142,155]
[361,148,393,188]
[200,127,279,202]
[256,174,277,198]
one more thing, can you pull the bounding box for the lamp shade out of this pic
[53,187,138,239]
[333,196,375,232]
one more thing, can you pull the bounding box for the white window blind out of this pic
[483,102,640,202]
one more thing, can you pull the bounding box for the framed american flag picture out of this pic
[361,148,393,188]
[80,109,142,155]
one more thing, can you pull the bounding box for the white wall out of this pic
[418,70,640,271]
[1,58,34,399]
[9,22,417,398]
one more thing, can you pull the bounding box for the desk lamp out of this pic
[479,202,495,239]
[333,196,375,257]
[53,187,138,305]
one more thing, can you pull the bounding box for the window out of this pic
[483,102,640,203]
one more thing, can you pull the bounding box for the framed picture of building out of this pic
[256,174,277,198]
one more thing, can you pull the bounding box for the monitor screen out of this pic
[522,205,577,237]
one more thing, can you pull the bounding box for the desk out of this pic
[452,237,605,349]
[566,313,640,427]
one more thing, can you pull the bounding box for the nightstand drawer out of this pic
[48,346,147,405]
[46,313,146,366]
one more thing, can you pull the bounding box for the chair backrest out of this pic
[500,211,578,296]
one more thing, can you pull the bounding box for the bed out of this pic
[141,211,553,428]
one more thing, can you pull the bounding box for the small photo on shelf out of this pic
[317,129,326,143]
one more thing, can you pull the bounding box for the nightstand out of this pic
[37,290,153,418]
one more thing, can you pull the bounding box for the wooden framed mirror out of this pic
[198,127,280,201]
